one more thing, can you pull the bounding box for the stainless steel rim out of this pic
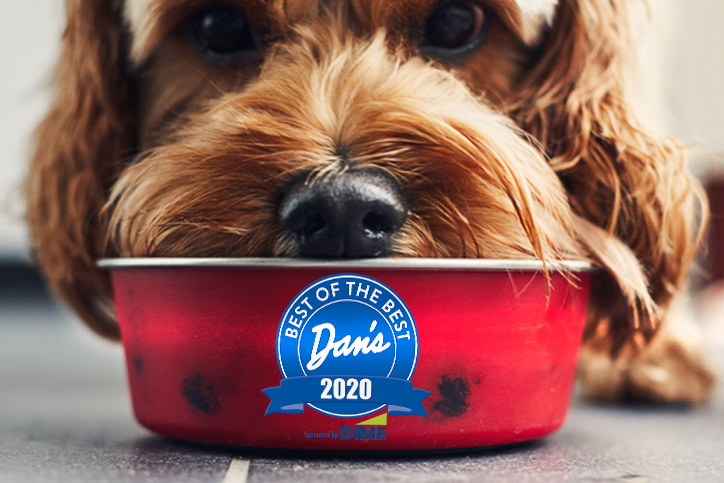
[98,257,594,272]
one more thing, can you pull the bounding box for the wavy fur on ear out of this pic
[26,0,132,339]
[509,0,707,353]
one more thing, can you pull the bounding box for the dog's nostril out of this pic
[363,210,397,238]
[302,214,326,237]
[286,211,327,243]
[280,198,330,237]
[279,170,407,258]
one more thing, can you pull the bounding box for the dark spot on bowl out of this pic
[182,374,219,413]
[133,356,143,374]
[434,374,470,417]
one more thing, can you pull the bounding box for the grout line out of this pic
[221,457,251,483]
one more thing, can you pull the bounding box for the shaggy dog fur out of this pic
[27,0,715,403]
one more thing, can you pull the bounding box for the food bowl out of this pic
[99,258,592,451]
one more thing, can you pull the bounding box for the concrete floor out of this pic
[1,270,723,483]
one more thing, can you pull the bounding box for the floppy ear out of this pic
[509,0,706,351]
[27,0,134,339]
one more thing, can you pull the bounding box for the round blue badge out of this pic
[273,274,419,418]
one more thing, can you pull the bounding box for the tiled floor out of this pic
[1,270,723,483]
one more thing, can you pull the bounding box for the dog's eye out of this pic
[421,1,490,59]
[189,5,256,61]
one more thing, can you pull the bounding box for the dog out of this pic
[27,0,715,404]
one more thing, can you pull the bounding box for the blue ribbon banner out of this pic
[262,376,431,417]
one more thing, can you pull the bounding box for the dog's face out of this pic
[112,0,570,262]
[28,0,704,350]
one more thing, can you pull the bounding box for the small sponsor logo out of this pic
[340,426,387,441]
[339,411,389,440]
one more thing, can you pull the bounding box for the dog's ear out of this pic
[27,0,134,339]
[510,0,707,349]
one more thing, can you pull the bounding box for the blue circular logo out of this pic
[276,274,418,418]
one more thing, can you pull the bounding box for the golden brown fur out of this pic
[27,0,715,403]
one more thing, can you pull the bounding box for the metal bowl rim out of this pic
[98,257,594,272]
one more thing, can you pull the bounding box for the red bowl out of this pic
[100,258,592,451]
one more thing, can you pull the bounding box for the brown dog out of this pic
[27,0,715,403]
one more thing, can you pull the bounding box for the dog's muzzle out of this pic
[279,169,408,258]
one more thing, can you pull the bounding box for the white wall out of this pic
[667,0,724,155]
[0,1,63,260]
[0,0,722,259]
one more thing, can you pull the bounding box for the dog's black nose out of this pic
[279,170,407,258]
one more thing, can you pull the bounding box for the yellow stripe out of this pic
[356,412,388,426]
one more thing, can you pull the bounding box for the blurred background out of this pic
[1,2,62,261]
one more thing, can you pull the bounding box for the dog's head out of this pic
[28,0,704,351]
